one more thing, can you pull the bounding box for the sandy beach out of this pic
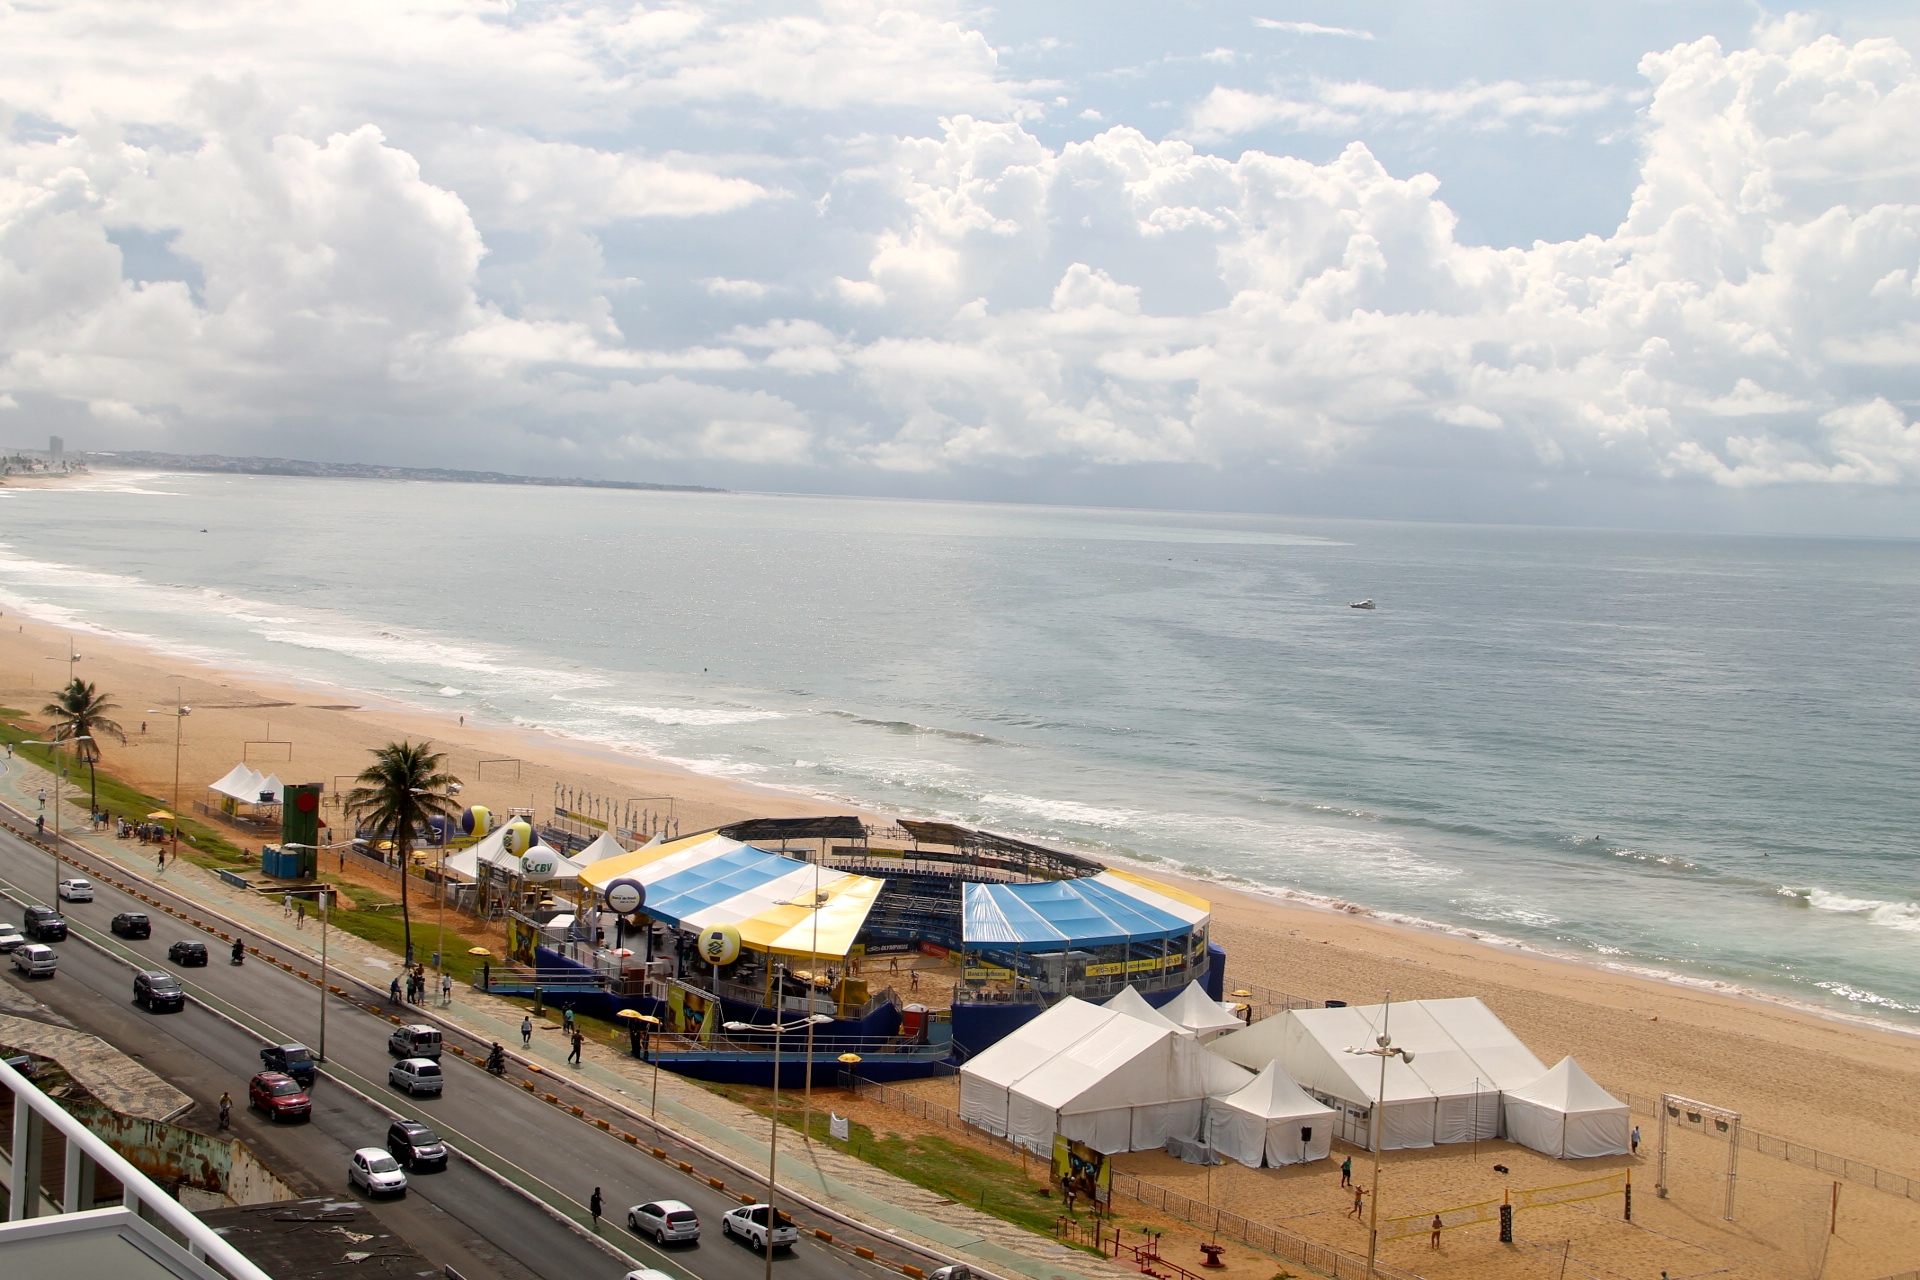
[5,607,1919,1275]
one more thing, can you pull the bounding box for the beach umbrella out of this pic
[615,1009,647,1020]
[467,947,491,957]
[1230,989,1252,998]
[837,1051,863,1094]
[836,1052,862,1063]
[148,810,174,820]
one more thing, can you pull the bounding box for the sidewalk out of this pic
[0,754,1129,1280]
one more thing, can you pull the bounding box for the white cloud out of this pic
[1186,78,1618,141]
[1252,19,1375,41]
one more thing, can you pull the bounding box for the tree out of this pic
[43,678,127,813]
[344,741,460,963]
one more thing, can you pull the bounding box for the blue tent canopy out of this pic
[963,877,1192,950]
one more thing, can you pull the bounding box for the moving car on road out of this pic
[348,1147,408,1197]
[248,1071,312,1122]
[385,1120,448,1171]
[110,912,152,939]
[11,943,57,978]
[23,905,66,941]
[0,923,22,952]
[260,1043,317,1088]
[721,1204,797,1251]
[134,970,185,1012]
[627,1199,700,1245]
[56,878,93,902]
[387,1024,442,1059]
[167,939,209,967]
[388,1057,443,1097]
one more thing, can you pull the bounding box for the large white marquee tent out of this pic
[1501,1057,1630,1158]
[1207,1063,1336,1167]
[960,996,1252,1154]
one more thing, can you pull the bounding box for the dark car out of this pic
[134,970,185,1012]
[110,912,152,939]
[260,1043,317,1088]
[385,1119,448,1172]
[23,905,66,942]
[248,1071,311,1122]
[167,939,209,967]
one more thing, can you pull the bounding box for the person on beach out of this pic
[218,1092,232,1130]
[521,1014,533,1047]
[1348,1186,1366,1218]
[1631,1125,1641,1154]
[568,1029,583,1066]
[909,968,920,991]
[1430,1215,1442,1250]
[1340,1156,1352,1187]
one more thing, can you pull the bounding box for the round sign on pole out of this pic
[519,848,559,882]
[461,805,492,838]
[604,879,645,915]
[501,819,535,856]
[697,923,741,967]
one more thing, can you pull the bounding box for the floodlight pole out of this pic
[1345,991,1413,1280]
[24,732,91,902]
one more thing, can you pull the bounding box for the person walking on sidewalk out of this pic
[568,1029,583,1066]
[521,1014,533,1047]
[295,900,306,930]
[389,977,402,1005]
[440,971,452,1006]
[283,892,293,918]
[218,1092,232,1130]
[589,1187,603,1231]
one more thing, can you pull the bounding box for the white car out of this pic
[56,878,93,903]
[0,923,22,953]
[626,1198,699,1244]
[347,1147,408,1197]
[623,1271,675,1280]
[721,1204,798,1251]
[11,944,57,978]
[388,1057,443,1096]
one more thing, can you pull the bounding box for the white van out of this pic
[387,1024,443,1059]
[12,944,58,978]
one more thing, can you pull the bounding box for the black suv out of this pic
[134,971,185,1012]
[111,912,152,939]
[385,1120,448,1171]
[23,906,66,941]
[167,939,209,967]
[259,1043,317,1088]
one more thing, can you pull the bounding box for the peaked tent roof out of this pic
[1419,997,1549,1089]
[1104,986,1181,1030]
[963,869,1209,950]
[573,829,631,866]
[253,774,284,804]
[208,764,270,804]
[1503,1057,1625,1114]
[1216,1061,1336,1122]
[1160,981,1244,1037]
[962,998,1115,1090]
[1212,1005,1437,1104]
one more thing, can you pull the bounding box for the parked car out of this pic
[721,1204,798,1251]
[388,1057,442,1097]
[0,923,22,952]
[134,970,185,1012]
[259,1043,317,1087]
[110,912,151,939]
[23,906,66,941]
[347,1147,408,1197]
[3,1053,34,1078]
[56,878,93,903]
[248,1071,311,1122]
[387,1024,442,1059]
[384,1120,447,1172]
[626,1199,700,1245]
[167,939,209,967]
[11,944,57,978]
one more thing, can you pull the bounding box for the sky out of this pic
[3,2,1920,531]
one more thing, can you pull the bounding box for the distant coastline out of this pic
[79,450,724,494]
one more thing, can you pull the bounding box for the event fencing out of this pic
[1606,1084,1919,1202]
[845,1075,1423,1280]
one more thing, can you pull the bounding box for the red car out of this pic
[249,1071,312,1122]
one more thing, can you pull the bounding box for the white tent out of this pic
[1159,982,1246,1042]
[208,764,271,804]
[1212,1005,1438,1150]
[959,998,1113,1138]
[254,773,284,804]
[1371,1001,1516,1144]
[1008,1020,1251,1155]
[1104,985,1180,1030]
[1502,1058,1630,1158]
[1207,1062,1336,1167]
[443,827,513,881]
[573,829,631,866]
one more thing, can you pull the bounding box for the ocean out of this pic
[1,471,1916,1028]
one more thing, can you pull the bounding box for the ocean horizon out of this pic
[2,470,1916,1032]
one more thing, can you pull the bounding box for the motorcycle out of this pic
[230,940,245,966]
[485,1044,507,1076]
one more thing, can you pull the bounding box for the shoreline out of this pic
[3,601,1920,1170]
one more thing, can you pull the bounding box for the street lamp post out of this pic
[280,843,333,1064]
[22,733,91,901]
[146,697,190,864]
[1346,993,1415,1280]
[726,1011,830,1280]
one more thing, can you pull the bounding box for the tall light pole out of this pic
[410,784,460,984]
[280,843,333,1064]
[146,695,189,863]
[23,733,91,901]
[726,1009,830,1280]
[1346,993,1414,1280]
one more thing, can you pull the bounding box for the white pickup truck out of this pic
[721,1204,798,1251]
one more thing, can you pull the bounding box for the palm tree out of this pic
[344,741,460,963]
[43,678,128,813]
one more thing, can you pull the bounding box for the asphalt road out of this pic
[0,825,901,1280]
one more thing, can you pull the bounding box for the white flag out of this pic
[829,1113,850,1141]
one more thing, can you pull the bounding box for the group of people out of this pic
[385,963,452,1007]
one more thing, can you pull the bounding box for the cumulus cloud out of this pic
[1186,79,1618,141]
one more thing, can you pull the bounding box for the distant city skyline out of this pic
[2,2,1918,532]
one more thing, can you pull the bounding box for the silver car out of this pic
[626,1199,700,1244]
[11,944,57,978]
[388,1057,443,1096]
[348,1147,408,1197]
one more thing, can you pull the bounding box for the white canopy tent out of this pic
[1159,982,1246,1042]
[1212,1005,1438,1150]
[443,826,589,882]
[959,998,1114,1138]
[208,764,281,805]
[1502,1058,1630,1158]
[1374,1001,1527,1144]
[1104,985,1180,1030]
[1207,1062,1336,1167]
[572,829,632,866]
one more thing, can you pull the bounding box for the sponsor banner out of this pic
[918,942,951,959]
[1084,956,1173,978]
[963,966,1013,981]
[861,941,913,955]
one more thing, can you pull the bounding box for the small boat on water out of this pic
[1349,599,1376,610]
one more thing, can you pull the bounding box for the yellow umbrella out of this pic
[836,1052,862,1064]
[148,810,175,821]
[1230,989,1252,998]
[467,947,491,957]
